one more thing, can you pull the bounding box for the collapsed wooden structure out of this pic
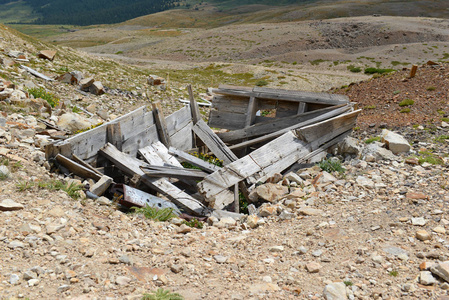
[45,85,360,218]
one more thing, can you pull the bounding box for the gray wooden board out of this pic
[192,120,238,165]
[197,131,310,209]
[212,87,348,105]
[55,154,102,181]
[152,101,171,147]
[168,147,222,173]
[140,165,208,180]
[217,105,346,143]
[151,141,184,167]
[211,95,250,114]
[47,105,193,161]
[227,105,352,150]
[208,110,247,130]
[296,110,361,144]
[100,143,209,216]
[169,122,193,150]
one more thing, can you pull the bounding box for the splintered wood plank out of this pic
[150,141,183,167]
[295,110,361,144]
[187,84,201,124]
[107,122,122,151]
[152,101,171,147]
[197,131,310,209]
[168,147,221,173]
[55,154,102,181]
[212,86,349,105]
[192,119,238,165]
[141,165,208,180]
[100,143,209,216]
[227,104,352,150]
[139,146,165,166]
[217,104,348,143]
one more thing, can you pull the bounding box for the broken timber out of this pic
[197,109,360,209]
[99,143,209,216]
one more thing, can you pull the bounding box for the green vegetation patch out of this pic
[364,68,395,75]
[435,135,449,143]
[182,218,203,229]
[400,108,411,113]
[142,288,184,300]
[131,205,177,222]
[318,158,345,174]
[399,99,414,107]
[17,179,83,199]
[347,65,361,73]
[27,87,59,108]
[365,136,381,144]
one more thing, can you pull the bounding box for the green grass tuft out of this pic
[131,205,177,222]
[364,68,395,75]
[27,87,59,108]
[142,288,184,300]
[318,158,345,174]
[365,136,381,144]
[399,99,414,107]
[400,108,411,113]
[182,218,203,229]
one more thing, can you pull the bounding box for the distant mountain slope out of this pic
[0,0,178,25]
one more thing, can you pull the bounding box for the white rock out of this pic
[420,271,436,285]
[323,282,347,300]
[0,199,24,211]
[411,217,426,226]
[381,129,411,154]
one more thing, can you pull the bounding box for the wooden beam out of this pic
[187,84,201,125]
[72,154,104,177]
[100,143,209,216]
[197,131,310,209]
[168,147,221,173]
[245,96,258,127]
[106,122,122,151]
[217,104,349,143]
[55,154,102,181]
[140,165,208,180]
[297,102,307,114]
[227,105,352,150]
[192,119,238,165]
[152,101,171,148]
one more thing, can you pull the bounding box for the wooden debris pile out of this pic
[45,84,360,219]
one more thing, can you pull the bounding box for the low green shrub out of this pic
[27,87,59,108]
[318,158,345,174]
[131,206,177,222]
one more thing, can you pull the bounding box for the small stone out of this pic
[269,246,284,252]
[9,274,20,285]
[96,196,112,205]
[381,129,411,153]
[298,246,308,254]
[116,276,131,286]
[420,261,435,270]
[372,255,383,264]
[305,262,321,273]
[416,230,432,241]
[411,217,427,226]
[433,226,446,234]
[170,264,182,273]
[28,278,39,286]
[407,192,428,200]
[0,199,24,211]
[119,255,134,265]
[37,50,57,61]
[9,240,25,249]
[176,224,192,234]
[57,284,70,293]
[298,207,323,216]
[246,214,260,228]
[312,250,323,257]
[323,282,347,300]
[23,270,37,281]
[214,255,228,264]
[397,253,409,261]
[430,261,449,283]
[420,271,436,285]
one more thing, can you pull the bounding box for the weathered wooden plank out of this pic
[245,96,258,127]
[217,104,347,143]
[187,84,201,124]
[212,86,349,105]
[275,101,300,118]
[297,102,307,114]
[296,110,361,145]
[139,146,165,166]
[46,106,152,160]
[55,154,102,181]
[197,131,310,209]
[165,105,192,136]
[152,101,171,147]
[227,105,352,150]
[208,110,246,130]
[151,141,183,167]
[168,147,222,173]
[192,120,238,165]
[100,143,209,216]
[140,165,208,180]
[169,122,194,150]
[106,122,122,151]
[72,154,104,177]
[210,95,250,114]
[121,124,159,156]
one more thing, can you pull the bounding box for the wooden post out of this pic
[244,96,258,127]
[187,84,201,125]
[234,184,239,213]
[152,101,171,148]
[297,102,307,114]
[410,65,418,78]
[106,122,122,151]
